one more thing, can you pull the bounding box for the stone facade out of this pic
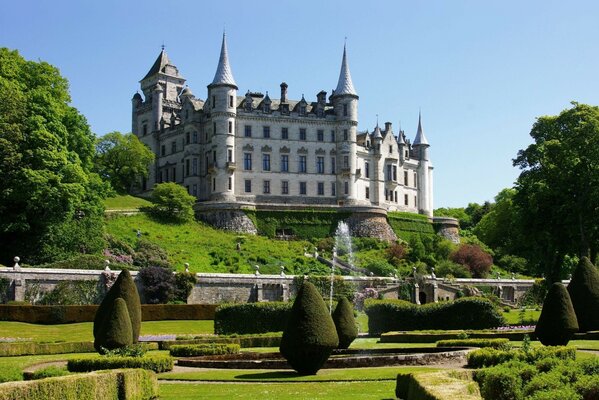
[132,35,434,221]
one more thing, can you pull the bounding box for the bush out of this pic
[386,242,407,266]
[567,256,599,332]
[67,354,173,373]
[279,282,339,374]
[93,270,141,352]
[174,272,197,303]
[25,366,69,381]
[34,254,130,270]
[146,182,195,222]
[574,374,599,400]
[436,338,509,349]
[215,302,291,334]
[527,387,580,400]
[434,259,472,278]
[0,341,95,357]
[0,369,158,400]
[365,297,505,335]
[450,244,493,278]
[141,304,216,321]
[535,283,579,346]
[160,333,281,350]
[169,343,240,357]
[138,265,175,304]
[132,239,170,269]
[34,280,102,306]
[474,365,523,400]
[100,298,133,351]
[331,297,358,349]
[467,346,576,369]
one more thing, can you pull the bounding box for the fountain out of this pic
[329,221,357,313]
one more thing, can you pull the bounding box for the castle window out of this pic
[281,180,289,195]
[212,95,215,108]
[317,182,324,196]
[228,177,232,190]
[263,180,271,194]
[299,128,306,141]
[244,153,252,170]
[404,194,409,206]
[299,182,307,195]
[404,171,409,186]
[186,159,190,176]
[405,150,409,158]
[414,195,417,207]
[245,179,252,193]
[331,157,336,174]
[186,185,190,194]
[213,150,216,162]
[142,124,147,136]
[192,184,197,197]
[228,149,233,163]
[281,155,289,172]
[331,130,335,142]
[229,95,234,108]
[299,156,307,173]
[244,125,252,137]
[414,172,417,188]
[317,130,324,141]
[344,181,349,195]
[161,145,166,156]
[159,170,163,183]
[282,127,288,140]
[193,158,198,175]
[343,156,348,169]
[263,102,270,113]
[164,169,169,182]
[343,103,348,117]
[262,154,271,171]
[300,105,306,115]
[172,167,176,182]
[386,165,392,181]
[317,157,324,174]
[186,132,190,144]
[365,162,370,178]
[263,126,270,138]
[393,165,397,181]
[385,190,388,201]
[389,145,393,153]
[365,187,370,199]
[331,182,336,196]
[212,178,216,191]
[343,129,348,141]
[193,131,198,143]
[228,121,233,134]
[394,191,398,203]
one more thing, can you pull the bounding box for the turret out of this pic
[207,33,237,201]
[280,82,288,103]
[332,44,358,122]
[413,111,429,161]
[412,112,433,216]
[131,92,142,136]
[152,84,163,131]
[398,123,406,164]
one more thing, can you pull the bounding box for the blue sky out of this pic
[2,0,599,208]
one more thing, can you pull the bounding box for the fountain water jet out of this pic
[330,221,356,313]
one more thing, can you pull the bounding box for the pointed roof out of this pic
[334,44,357,96]
[142,48,170,80]
[211,33,237,87]
[373,123,383,140]
[413,111,429,146]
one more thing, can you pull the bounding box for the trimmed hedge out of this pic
[534,282,578,346]
[67,354,174,373]
[396,370,480,400]
[160,333,281,350]
[436,338,510,349]
[381,330,534,343]
[466,346,576,369]
[0,304,216,324]
[215,302,291,334]
[169,343,240,357]
[395,373,438,400]
[0,369,157,400]
[246,209,352,239]
[365,297,505,335]
[0,341,95,357]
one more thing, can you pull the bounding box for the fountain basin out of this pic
[176,347,471,369]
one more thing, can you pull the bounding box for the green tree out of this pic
[149,182,196,222]
[534,282,578,346]
[567,257,599,332]
[95,131,154,194]
[331,297,358,349]
[514,102,599,282]
[101,297,133,350]
[434,207,472,229]
[0,48,108,264]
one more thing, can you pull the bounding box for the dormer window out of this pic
[389,145,393,153]
[300,105,306,115]
[263,102,270,113]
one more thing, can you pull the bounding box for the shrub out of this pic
[215,302,291,334]
[567,256,599,332]
[169,343,240,357]
[434,259,472,278]
[141,304,216,321]
[26,366,69,381]
[35,280,101,305]
[450,244,493,278]
[146,182,195,222]
[365,297,505,335]
[574,374,599,400]
[67,354,173,373]
[467,346,576,369]
[436,338,509,349]
[93,269,141,352]
[138,265,175,304]
[534,283,579,346]
[331,297,358,349]
[0,341,95,357]
[0,369,158,400]
[98,298,133,351]
[132,239,170,269]
[474,365,523,400]
[386,242,407,266]
[279,281,339,374]
[527,387,580,400]
[174,272,197,303]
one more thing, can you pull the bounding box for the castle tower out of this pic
[332,44,359,205]
[207,33,237,201]
[372,123,384,205]
[412,112,433,216]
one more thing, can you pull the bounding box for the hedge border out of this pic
[169,343,240,357]
[67,354,174,373]
[159,333,282,350]
[380,330,535,343]
[396,371,480,400]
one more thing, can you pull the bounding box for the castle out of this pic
[132,34,434,237]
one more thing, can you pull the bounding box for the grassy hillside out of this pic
[103,195,152,210]
[105,213,326,275]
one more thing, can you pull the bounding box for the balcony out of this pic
[226,161,236,172]
[207,162,217,174]
[341,167,351,176]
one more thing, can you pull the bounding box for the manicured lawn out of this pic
[104,195,152,210]
[0,320,214,342]
[159,381,397,400]
[0,352,97,382]
[501,308,540,325]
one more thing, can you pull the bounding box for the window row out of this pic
[243,154,336,174]
[244,126,348,142]
[244,180,343,196]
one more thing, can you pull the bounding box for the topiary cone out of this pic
[101,297,133,350]
[535,282,579,346]
[567,257,599,332]
[94,269,141,352]
[332,297,358,349]
[279,281,339,374]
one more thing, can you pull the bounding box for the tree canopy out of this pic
[95,131,154,194]
[0,48,108,264]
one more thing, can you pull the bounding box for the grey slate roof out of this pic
[413,112,429,146]
[211,33,237,87]
[142,49,170,80]
[334,45,357,96]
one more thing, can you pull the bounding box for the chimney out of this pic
[385,122,392,133]
[280,82,288,103]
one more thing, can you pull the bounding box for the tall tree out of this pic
[95,131,154,194]
[514,102,599,282]
[0,48,108,264]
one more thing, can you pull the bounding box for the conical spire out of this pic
[334,44,357,96]
[211,33,237,87]
[142,47,171,80]
[413,111,429,146]
[373,123,383,140]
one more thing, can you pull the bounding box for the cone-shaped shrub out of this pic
[279,281,339,374]
[567,257,599,332]
[94,270,141,352]
[332,297,358,349]
[101,298,133,350]
[535,283,579,346]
